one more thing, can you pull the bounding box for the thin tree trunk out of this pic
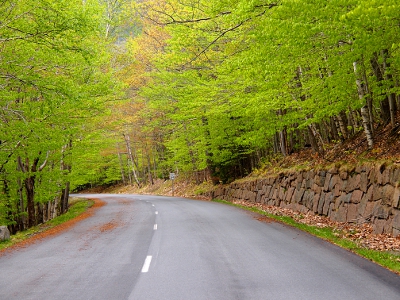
[371,52,391,125]
[381,49,396,127]
[35,202,43,225]
[51,194,59,220]
[288,129,294,154]
[360,106,374,148]
[279,128,287,157]
[336,112,348,139]
[397,93,400,109]
[60,142,72,214]
[153,146,158,180]
[273,132,279,154]
[362,63,374,135]
[117,151,126,185]
[24,176,36,227]
[353,61,374,149]
[17,176,26,230]
[306,117,324,155]
[2,178,15,234]
[145,150,154,185]
[351,109,360,129]
[62,182,70,213]
[128,161,133,185]
[347,110,356,136]
[17,151,50,228]
[123,134,140,187]
[307,126,319,153]
[277,109,288,156]
[330,117,340,141]
[45,201,50,222]
[43,202,48,223]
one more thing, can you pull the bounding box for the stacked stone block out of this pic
[211,164,400,236]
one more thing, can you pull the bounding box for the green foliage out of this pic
[70,133,123,191]
[0,0,122,230]
[126,0,400,181]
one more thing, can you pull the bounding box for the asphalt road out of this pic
[0,194,399,300]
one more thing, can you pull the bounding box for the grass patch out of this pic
[0,199,94,251]
[213,199,400,274]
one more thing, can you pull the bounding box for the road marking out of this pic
[154,224,157,230]
[155,211,158,215]
[152,204,155,207]
[141,256,152,273]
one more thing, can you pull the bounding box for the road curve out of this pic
[0,194,399,300]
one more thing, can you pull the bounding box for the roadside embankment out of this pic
[210,163,400,236]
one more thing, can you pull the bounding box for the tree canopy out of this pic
[2,0,400,232]
[0,0,120,231]
[114,0,400,183]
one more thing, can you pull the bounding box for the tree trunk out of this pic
[17,152,49,228]
[371,52,391,125]
[353,61,374,149]
[277,109,288,157]
[126,159,133,185]
[279,128,288,157]
[273,132,279,154]
[61,182,70,214]
[35,202,43,225]
[397,93,400,109]
[381,49,397,127]
[288,129,294,154]
[307,126,319,153]
[146,155,154,185]
[347,110,357,135]
[351,109,361,129]
[360,105,374,148]
[144,145,154,185]
[319,121,330,143]
[336,112,348,139]
[2,178,16,234]
[60,141,72,214]
[24,176,36,227]
[16,162,26,230]
[330,117,340,141]
[306,117,324,155]
[123,134,140,187]
[117,152,126,185]
[51,195,59,220]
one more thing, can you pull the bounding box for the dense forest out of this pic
[1,0,400,232]
[0,0,121,232]
[117,0,400,183]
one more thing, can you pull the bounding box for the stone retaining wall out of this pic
[211,164,400,236]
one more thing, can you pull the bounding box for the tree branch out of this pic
[185,21,245,67]
[0,141,21,172]
[38,151,50,171]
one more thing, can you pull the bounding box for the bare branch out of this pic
[172,2,280,68]
[0,140,21,172]
[38,150,50,171]
[186,21,245,67]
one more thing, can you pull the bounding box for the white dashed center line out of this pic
[155,211,158,215]
[154,224,157,230]
[141,256,152,273]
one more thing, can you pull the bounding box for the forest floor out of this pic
[253,112,400,176]
[105,113,400,254]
